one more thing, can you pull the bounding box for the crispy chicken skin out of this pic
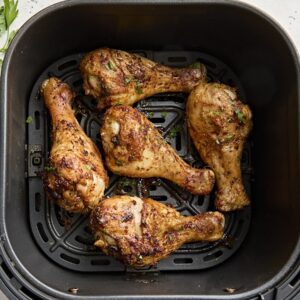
[41,77,109,213]
[80,48,207,109]
[101,105,215,195]
[90,195,225,267]
[187,83,252,211]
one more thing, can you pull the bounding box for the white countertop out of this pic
[0,0,299,299]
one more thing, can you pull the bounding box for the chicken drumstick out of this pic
[100,105,215,195]
[187,83,252,211]
[80,48,207,109]
[90,195,225,267]
[41,77,109,213]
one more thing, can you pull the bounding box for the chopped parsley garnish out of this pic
[118,177,136,188]
[156,137,163,145]
[190,62,202,69]
[147,112,154,118]
[107,60,113,70]
[209,110,222,117]
[224,134,234,142]
[161,112,168,119]
[26,115,33,124]
[44,166,56,172]
[124,77,132,85]
[115,159,124,166]
[167,126,179,139]
[135,80,143,94]
[84,165,92,170]
[235,109,246,124]
[118,178,136,196]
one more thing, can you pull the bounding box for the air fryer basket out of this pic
[27,51,251,272]
[1,1,300,299]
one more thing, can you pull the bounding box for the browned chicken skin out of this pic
[41,77,109,213]
[80,48,207,109]
[187,83,252,211]
[101,105,215,195]
[90,195,225,267]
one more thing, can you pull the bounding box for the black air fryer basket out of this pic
[0,1,300,299]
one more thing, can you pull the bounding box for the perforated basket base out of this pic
[27,50,252,272]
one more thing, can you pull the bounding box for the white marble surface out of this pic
[0,0,299,299]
